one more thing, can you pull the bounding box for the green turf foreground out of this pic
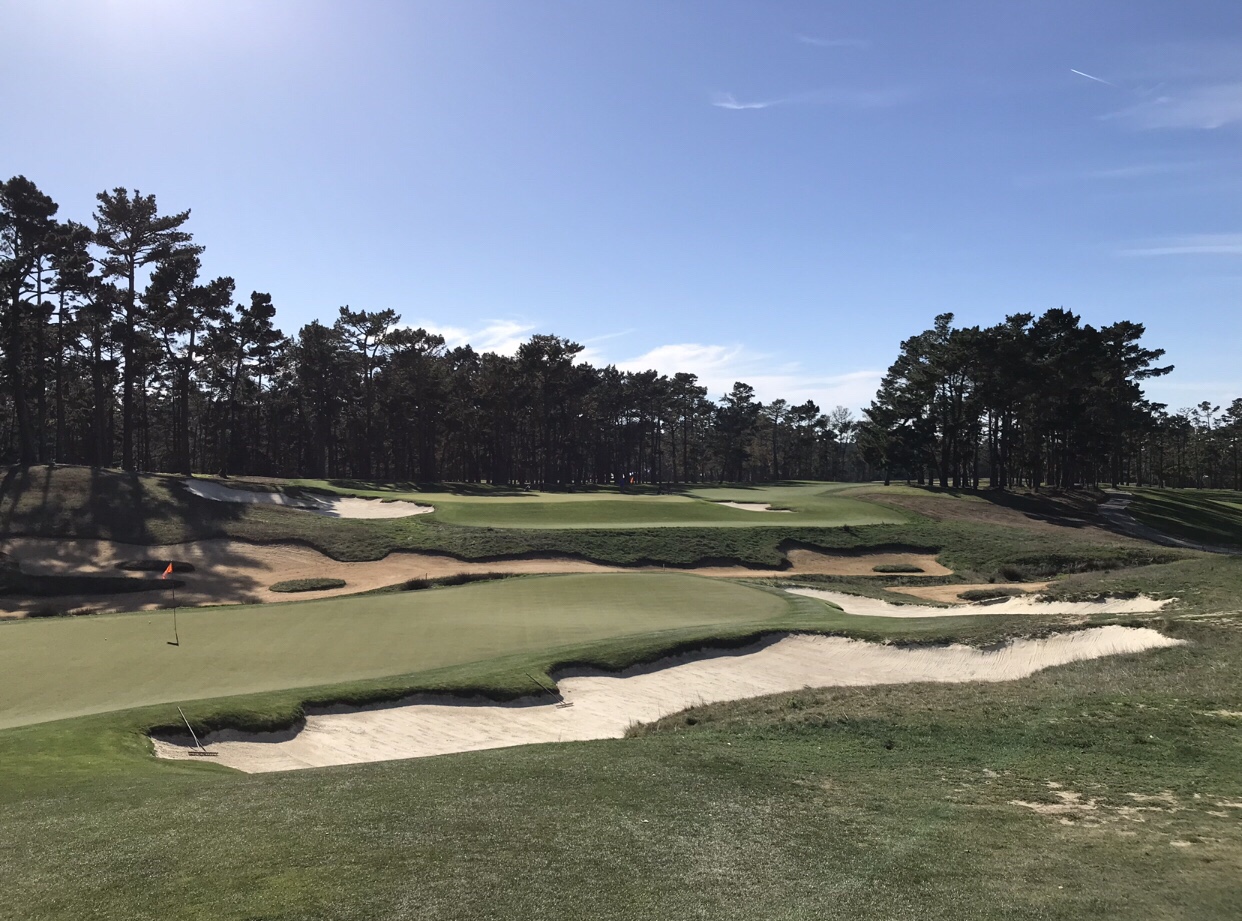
[0,614,1237,920]
[0,574,806,730]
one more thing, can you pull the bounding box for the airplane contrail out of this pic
[1070,68,1117,87]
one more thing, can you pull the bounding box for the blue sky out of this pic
[2,0,1240,413]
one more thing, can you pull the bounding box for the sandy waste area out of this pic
[786,587,1172,618]
[181,479,434,519]
[0,540,950,616]
[152,625,1182,773]
[715,501,792,513]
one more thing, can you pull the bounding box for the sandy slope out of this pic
[181,479,434,519]
[0,539,950,616]
[714,502,792,513]
[786,587,1171,618]
[152,625,1182,772]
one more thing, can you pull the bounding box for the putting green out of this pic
[282,479,909,529]
[0,574,795,730]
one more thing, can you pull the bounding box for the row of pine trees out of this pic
[0,176,864,485]
[4,176,1236,489]
[857,311,1242,490]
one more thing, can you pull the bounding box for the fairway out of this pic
[0,573,794,730]
[282,479,910,529]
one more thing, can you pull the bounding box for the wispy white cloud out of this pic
[1103,83,1242,130]
[404,322,882,410]
[1016,159,1213,187]
[1087,161,1208,179]
[711,87,913,111]
[414,319,535,356]
[616,342,881,412]
[797,34,869,49]
[1119,233,1242,257]
[712,92,779,110]
[1070,68,1117,88]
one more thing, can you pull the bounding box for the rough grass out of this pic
[1127,487,1242,549]
[872,563,924,573]
[117,559,196,573]
[269,577,346,593]
[958,586,1026,602]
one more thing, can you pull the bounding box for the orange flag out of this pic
[162,562,174,579]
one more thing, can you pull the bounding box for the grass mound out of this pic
[872,563,924,574]
[117,560,196,574]
[270,577,347,593]
[958,587,1026,602]
[385,572,511,592]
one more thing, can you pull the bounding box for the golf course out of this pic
[1,467,1239,919]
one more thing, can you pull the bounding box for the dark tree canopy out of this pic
[2,176,1236,489]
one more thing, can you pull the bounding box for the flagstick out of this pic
[167,568,180,647]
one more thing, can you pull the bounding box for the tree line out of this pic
[5,176,1235,490]
[0,176,865,485]
[857,311,1242,490]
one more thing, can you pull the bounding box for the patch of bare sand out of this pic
[888,582,1052,604]
[181,479,434,519]
[714,501,792,513]
[151,625,1182,772]
[0,540,951,615]
[786,587,1171,618]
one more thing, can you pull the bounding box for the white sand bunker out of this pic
[152,625,1180,773]
[715,501,792,513]
[181,479,433,519]
[787,587,1171,618]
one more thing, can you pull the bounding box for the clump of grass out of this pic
[958,587,1026,602]
[270,577,347,593]
[24,603,63,618]
[117,560,196,574]
[393,572,511,592]
[990,549,1182,583]
[872,563,925,574]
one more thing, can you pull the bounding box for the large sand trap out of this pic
[0,540,950,616]
[181,479,434,519]
[151,626,1182,773]
[715,501,792,513]
[786,587,1171,618]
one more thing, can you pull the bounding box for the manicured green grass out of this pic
[1128,487,1242,549]
[279,478,909,529]
[0,614,1236,920]
[0,573,814,730]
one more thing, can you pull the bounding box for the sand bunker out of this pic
[0,540,950,616]
[715,501,792,513]
[181,479,434,519]
[151,626,1181,772]
[786,587,1171,618]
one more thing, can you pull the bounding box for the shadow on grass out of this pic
[1129,489,1242,549]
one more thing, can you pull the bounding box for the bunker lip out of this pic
[151,625,1182,773]
[180,478,435,519]
[0,539,951,616]
[786,587,1172,618]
